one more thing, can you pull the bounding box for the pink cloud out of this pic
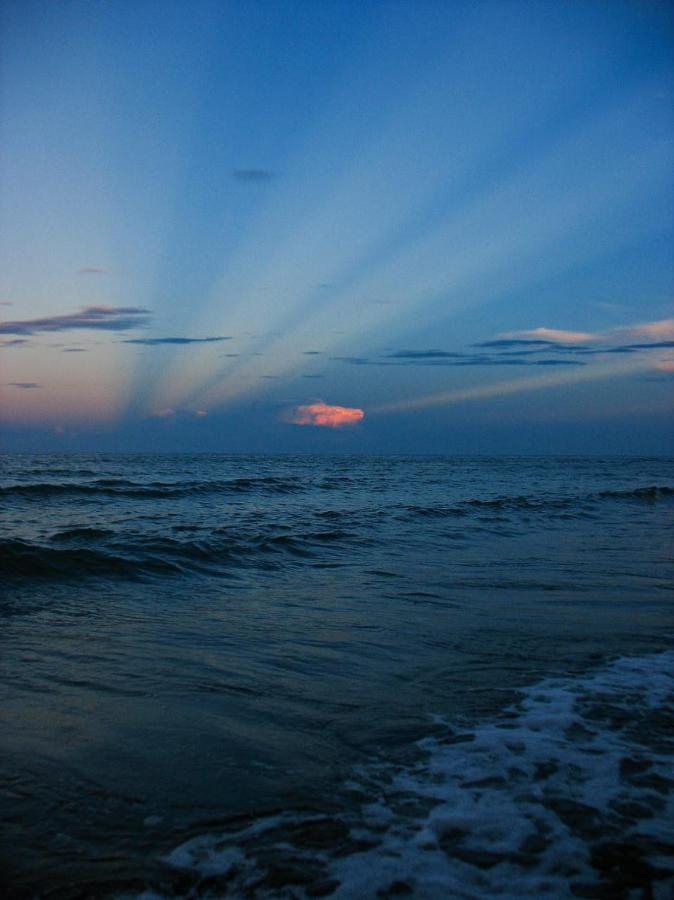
[500,327,595,344]
[654,360,674,373]
[289,401,365,428]
[625,318,674,341]
[500,318,674,346]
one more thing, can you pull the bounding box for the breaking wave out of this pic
[138,650,674,899]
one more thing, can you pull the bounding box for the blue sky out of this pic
[1,0,672,453]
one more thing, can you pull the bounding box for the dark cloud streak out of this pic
[0,306,150,335]
[123,336,231,346]
[334,353,586,368]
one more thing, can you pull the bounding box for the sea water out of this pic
[1,454,672,898]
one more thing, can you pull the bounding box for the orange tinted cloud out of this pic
[500,327,595,344]
[629,319,674,341]
[499,318,674,345]
[289,401,364,428]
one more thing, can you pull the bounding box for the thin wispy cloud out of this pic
[336,351,585,368]
[331,356,371,365]
[499,327,595,344]
[149,407,210,419]
[287,402,365,428]
[329,319,674,390]
[477,339,581,349]
[0,338,29,348]
[498,318,674,347]
[9,382,41,389]
[78,267,107,275]
[123,336,231,346]
[626,319,674,341]
[621,341,674,351]
[387,350,465,359]
[0,305,150,335]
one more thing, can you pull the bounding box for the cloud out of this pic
[9,382,41,389]
[625,318,674,341]
[63,347,88,352]
[0,338,28,348]
[0,305,150,335]
[78,267,106,275]
[620,341,674,350]
[499,327,596,344]
[331,356,371,365]
[0,301,13,306]
[288,401,365,429]
[654,360,674,373]
[495,319,674,349]
[233,169,275,182]
[386,350,465,359]
[123,336,230,346]
[477,339,570,349]
[149,407,209,419]
[336,351,585,368]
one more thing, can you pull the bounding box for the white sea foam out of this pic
[147,651,674,898]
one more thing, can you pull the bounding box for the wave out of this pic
[0,527,368,581]
[2,476,672,511]
[0,539,186,578]
[0,475,307,500]
[145,650,674,899]
[403,484,674,521]
[598,485,674,501]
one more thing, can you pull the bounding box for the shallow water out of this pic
[1,454,672,898]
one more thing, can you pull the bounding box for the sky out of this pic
[1,0,673,454]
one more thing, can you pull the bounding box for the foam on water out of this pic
[144,651,674,899]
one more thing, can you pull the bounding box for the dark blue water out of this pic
[1,454,673,898]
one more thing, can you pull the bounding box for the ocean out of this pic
[1,454,672,899]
